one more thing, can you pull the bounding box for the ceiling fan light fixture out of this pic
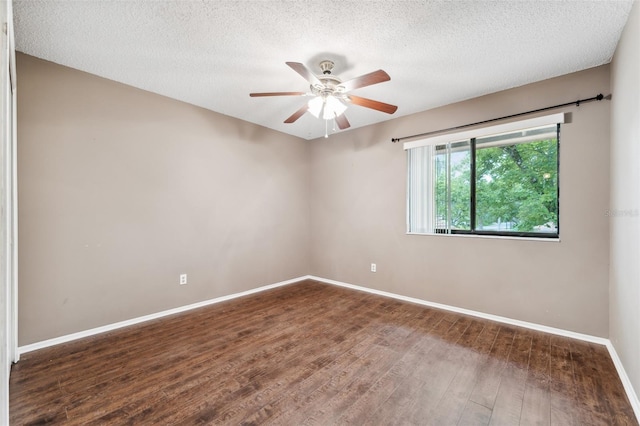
[307,95,347,120]
[324,95,347,119]
[307,96,324,118]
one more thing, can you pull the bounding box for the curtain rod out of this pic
[391,93,607,143]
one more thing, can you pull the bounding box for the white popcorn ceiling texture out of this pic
[13,0,635,140]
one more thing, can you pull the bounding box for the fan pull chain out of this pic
[325,119,329,138]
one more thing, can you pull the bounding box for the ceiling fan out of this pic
[250,60,397,134]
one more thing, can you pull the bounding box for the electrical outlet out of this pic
[371,263,377,273]
[180,274,187,285]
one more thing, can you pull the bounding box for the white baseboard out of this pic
[16,274,639,422]
[606,341,640,421]
[17,275,308,356]
[308,275,609,345]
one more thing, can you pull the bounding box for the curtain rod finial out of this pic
[391,138,400,143]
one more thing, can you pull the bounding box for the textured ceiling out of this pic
[13,0,634,140]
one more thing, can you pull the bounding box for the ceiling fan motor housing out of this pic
[312,60,346,99]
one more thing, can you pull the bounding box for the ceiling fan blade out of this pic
[338,69,391,92]
[250,92,306,97]
[334,113,350,130]
[348,95,398,114]
[284,104,309,123]
[286,62,323,87]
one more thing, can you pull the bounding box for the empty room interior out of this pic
[1,0,640,424]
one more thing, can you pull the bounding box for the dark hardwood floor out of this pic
[10,280,638,425]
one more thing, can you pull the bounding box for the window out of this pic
[406,114,562,238]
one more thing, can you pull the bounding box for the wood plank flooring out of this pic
[10,280,638,425]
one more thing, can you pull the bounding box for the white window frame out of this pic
[405,113,564,238]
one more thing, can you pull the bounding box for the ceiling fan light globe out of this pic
[307,96,323,118]
[323,96,347,119]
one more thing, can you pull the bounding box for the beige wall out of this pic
[610,0,640,404]
[17,54,310,345]
[18,53,614,345]
[310,66,611,337]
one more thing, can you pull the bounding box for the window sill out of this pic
[406,232,560,243]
